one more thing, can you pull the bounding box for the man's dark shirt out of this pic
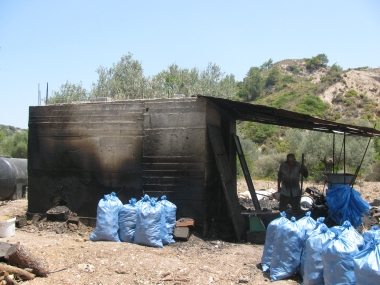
[278,161,306,197]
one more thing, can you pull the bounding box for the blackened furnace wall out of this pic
[28,97,235,227]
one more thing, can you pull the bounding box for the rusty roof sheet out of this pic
[199,95,380,137]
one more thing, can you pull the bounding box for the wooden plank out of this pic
[233,135,261,210]
[207,124,245,241]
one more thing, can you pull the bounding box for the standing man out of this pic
[277,153,308,216]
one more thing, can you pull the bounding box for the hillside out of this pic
[253,59,380,124]
[236,56,380,181]
[0,124,26,136]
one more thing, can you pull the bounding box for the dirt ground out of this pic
[0,179,379,285]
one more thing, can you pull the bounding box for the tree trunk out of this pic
[0,263,35,280]
[5,242,49,277]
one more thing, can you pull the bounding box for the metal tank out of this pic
[0,156,28,200]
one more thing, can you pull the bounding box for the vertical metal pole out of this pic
[301,153,305,192]
[46,82,49,105]
[344,132,346,184]
[38,83,40,105]
[332,133,335,173]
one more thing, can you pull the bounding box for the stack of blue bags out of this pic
[261,211,380,284]
[89,192,177,248]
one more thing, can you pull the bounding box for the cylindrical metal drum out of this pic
[300,195,314,210]
[0,157,28,200]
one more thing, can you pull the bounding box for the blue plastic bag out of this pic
[297,213,319,278]
[304,217,325,240]
[134,198,166,248]
[261,212,288,272]
[335,220,365,250]
[296,211,316,235]
[270,217,305,281]
[136,194,151,207]
[301,225,335,285]
[354,237,380,285]
[118,198,138,243]
[158,195,177,245]
[362,225,380,245]
[90,192,123,242]
[326,185,369,227]
[300,217,326,278]
[322,231,359,285]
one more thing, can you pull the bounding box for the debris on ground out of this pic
[46,206,72,221]
[173,218,194,241]
[5,242,49,277]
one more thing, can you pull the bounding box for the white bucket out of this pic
[0,216,16,238]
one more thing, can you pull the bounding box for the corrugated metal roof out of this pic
[199,95,380,137]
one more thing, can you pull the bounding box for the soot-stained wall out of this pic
[28,97,236,227]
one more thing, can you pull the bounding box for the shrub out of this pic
[265,66,281,87]
[292,96,328,117]
[332,94,344,103]
[248,123,278,145]
[305,54,329,70]
[252,152,284,179]
[269,91,298,108]
[354,66,368,70]
[343,98,354,106]
[288,65,300,75]
[275,84,284,91]
[236,88,249,101]
[345,89,358,97]
[321,72,342,85]
[0,131,28,158]
[329,63,343,74]
[361,112,374,120]
[282,75,296,83]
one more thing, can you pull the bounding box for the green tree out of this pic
[253,152,284,179]
[306,54,329,70]
[246,122,278,145]
[152,62,237,99]
[244,67,263,100]
[237,138,260,178]
[285,129,373,175]
[260,58,273,71]
[265,66,281,87]
[48,81,89,104]
[0,131,28,158]
[316,54,329,66]
[329,63,343,74]
[0,131,5,143]
[0,131,5,154]
[236,82,249,101]
[374,137,380,162]
[153,64,202,98]
[91,53,145,100]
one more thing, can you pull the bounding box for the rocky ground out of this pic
[0,179,379,285]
